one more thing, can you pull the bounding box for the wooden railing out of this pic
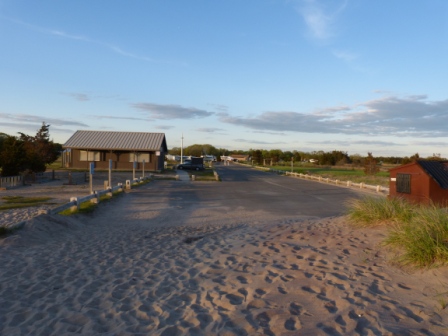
[245,164,389,194]
[283,171,388,194]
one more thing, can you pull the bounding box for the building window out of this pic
[396,173,411,194]
[129,153,150,163]
[80,150,100,162]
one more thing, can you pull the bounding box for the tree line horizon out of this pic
[169,144,444,166]
[0,125,445,177]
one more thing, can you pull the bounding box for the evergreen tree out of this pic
[19,122,59,173]
[0,123,59,176]
[0,135,26,176]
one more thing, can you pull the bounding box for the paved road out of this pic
[211,163,363,218]
[129,163,365,228]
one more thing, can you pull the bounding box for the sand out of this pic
[1,180,448,335]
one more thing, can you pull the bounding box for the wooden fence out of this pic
[1,171,60,189]
[250,165,389,195]
[0,175,23,189]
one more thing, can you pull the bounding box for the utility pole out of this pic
[181,133,184,164]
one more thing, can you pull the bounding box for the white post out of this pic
[89,163,94,194]
[70,197,78,212]
[133,160,136,180]
[108,159,112,188]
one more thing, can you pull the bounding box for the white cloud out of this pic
[0,112,87,127]
[154,125,175,130]
[332,49,357,62]
[297,0,348,41]
[219,95,448,137]
[132,103,214,120]
[196,128,225,133]
[208,104,229,112]
[62,92,91,101]
[3,16,175,64]
[234,138,287,145]
[93,115,148,121]
[308,139,405,147]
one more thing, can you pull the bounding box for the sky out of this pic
[1,0,448,157]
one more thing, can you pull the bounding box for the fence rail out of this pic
[250,165,390,194]
[283,171,388,193]
[0,175,23,189]
[4,176,151,232]
[0,171,60,189]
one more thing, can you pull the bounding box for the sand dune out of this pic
[1,196,447,336]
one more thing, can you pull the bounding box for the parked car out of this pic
[176,161,205,171]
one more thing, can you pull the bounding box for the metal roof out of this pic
[63,130,167,151]
[417,160,448,189]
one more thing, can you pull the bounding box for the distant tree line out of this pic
[0,123,61,177]
[169,144,231,159]
[168,144,446,167]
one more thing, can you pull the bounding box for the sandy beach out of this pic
[1,178,448,335]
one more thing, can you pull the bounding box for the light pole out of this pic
[181,133,184,164]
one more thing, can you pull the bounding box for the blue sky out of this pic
[1,0,447,157]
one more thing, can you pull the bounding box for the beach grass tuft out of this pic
[346,196,414,227]
[347,197,448,268]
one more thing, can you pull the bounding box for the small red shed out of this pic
[389,160,448,205]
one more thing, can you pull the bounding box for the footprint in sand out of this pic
[397,283,412,290]
[255,288,267,297]
[324,301,338,313]
[280,275,295,282]
[236,275,251,284]
[237,288,248,302]
[289,302,303,316]
[226,293,244,305]
[284,317,297,331]
[278,286,288,294]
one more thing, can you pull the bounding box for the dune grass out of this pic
[347,196,415,227]
[347,197,448,268]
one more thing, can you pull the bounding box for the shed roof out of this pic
[63,130,167,151]
[417,160,448,189]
